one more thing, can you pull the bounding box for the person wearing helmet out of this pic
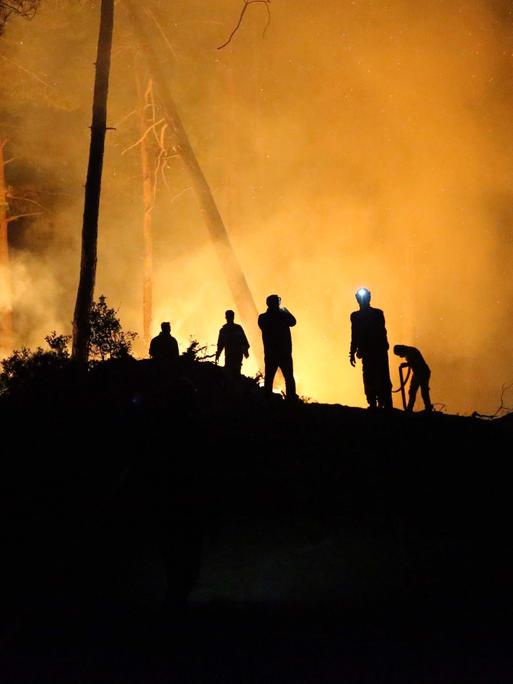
[349,288,392,409]
[393,344,432,412]
[258,294,297,400]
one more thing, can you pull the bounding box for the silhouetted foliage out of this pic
[45,330,71,357]
[182,338,214,363]
[88,295,137,361]
[0,331,71,397]
[0,296,136,398]
[0,0,40,35]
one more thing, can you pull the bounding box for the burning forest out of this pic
[2,4,513,681]
[1,0,513,413]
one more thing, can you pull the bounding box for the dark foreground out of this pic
[1,358,512,682]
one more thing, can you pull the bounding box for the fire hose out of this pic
[392,365,411,410]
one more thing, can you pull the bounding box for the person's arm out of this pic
[349,312,357,366]
[282,308,296,327]
[241,328,250,357]
[379,310,390,351]
[173,337,179,359]
[216,329,224,362]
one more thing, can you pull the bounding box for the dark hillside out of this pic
[1,358,512,682]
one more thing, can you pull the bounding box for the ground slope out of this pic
[1,358,511,682]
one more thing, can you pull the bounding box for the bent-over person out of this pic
[393,344,432,412]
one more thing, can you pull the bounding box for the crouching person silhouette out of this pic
[258,294,297,400]
[393,344,432,412]
[215,309,250,377]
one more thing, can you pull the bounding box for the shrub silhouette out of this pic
[0,295,136,398]
[88,295,137,362]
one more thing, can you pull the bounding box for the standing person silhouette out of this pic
[215,309,250,377]
[258,294,297,400]
[393,344,433,412]
[349,288,393,409]
[149,322,179,362]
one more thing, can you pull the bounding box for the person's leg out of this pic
[280,356,297,400]
[407,375,420,412]
[420,371,432,411]
[377,352,393,409]
[264,357,278,395]
[226,352,243,377]
[383,351,393,408]
[362,356,377,408]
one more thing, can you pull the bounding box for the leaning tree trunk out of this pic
[0,139,13,353]
[124,0,262,366]
[134,61,156,350]
[72,0,115,362]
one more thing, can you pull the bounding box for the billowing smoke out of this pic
[1,0,513,414]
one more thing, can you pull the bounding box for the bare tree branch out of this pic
[120,118,165,155]
[0,0,39,18]
[112,109,138,130]
[494,382,513,417]
[0,1,41,35]
[165,185,192,205]
[2,156,19,166]
[218,0,271,50]
[5,193,46,210]
[472,382,513,420]
[0,55,51,89]
[144,5,179,63]
[153,122,168,201]
[7,210,43,222]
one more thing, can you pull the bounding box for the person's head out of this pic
[355,287,371,308]
[161,321,171,334]
[225,309,235,323]
[394,344,407,357]
[266,294,281,310]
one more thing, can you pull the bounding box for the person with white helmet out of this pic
[349,288,392,409]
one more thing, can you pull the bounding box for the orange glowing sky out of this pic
[1,0,513,413]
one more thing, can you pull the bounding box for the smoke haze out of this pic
[1,0,513,413]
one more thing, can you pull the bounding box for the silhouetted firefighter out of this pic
[349,287,393,409]
[149,321,179,362]
[258,294,297,400]
[393,344,433,412]
[215,309,250,376]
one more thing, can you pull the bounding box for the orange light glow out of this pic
[1,1,513,414]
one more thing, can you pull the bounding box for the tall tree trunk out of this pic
[134,61,155,350]
[0,139,13,354]
[72,0,114,362]
[124,1,262,366]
